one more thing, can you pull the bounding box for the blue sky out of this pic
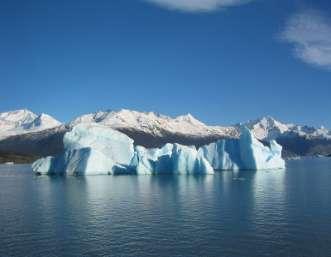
[1,0,331,127]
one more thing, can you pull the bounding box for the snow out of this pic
[1,108,330,146]
[70,109,331,142]
[32,123,285,175]
[0,109,37,126]
[0,109,61,140]
[244,116,331,140]
[244,116,291,141]
[24,113,61,130]
[70,109,238,138]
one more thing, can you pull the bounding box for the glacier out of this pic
[32,123,285,175]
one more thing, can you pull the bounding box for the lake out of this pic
[1,158,331,257]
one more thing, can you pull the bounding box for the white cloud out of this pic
[281,10,331,70]
[143,0,253,12]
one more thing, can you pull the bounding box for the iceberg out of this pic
[32,124,213,175]
[63,123,134,165]
[32,124,285,176]
[132,144,214,175]
[33,124,134,175]
[32,148,115,175]
[198,127,285,170]
[170,144,214,174]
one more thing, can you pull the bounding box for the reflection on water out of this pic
[1,158,331,257]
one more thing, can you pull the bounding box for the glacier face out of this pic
[32,124,285,175]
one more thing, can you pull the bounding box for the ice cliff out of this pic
[32,124,285,175]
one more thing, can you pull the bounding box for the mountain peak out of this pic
[174,113,205,126]
[243,116,290,140]
[259,115,276,122]
[0,109,62,139]
[27,113,61,129]
[0,109,37,124]
[70,109,235,138]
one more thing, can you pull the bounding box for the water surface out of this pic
[1,158,331,257]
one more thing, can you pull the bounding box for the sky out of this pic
[1,0,331,127]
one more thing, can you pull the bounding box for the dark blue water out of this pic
[1,158,331,257]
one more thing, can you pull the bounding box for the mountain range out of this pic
[0,109,330,163]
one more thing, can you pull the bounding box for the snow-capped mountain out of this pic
[243,116,290,141]
[244,116,331,141]
[70,109,238,139]
[0,109,238,163]
[0,109,330,163]
[0,109,62,140]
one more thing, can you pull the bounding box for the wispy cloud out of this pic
[143,0,253,12]
[281,9,331,71]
